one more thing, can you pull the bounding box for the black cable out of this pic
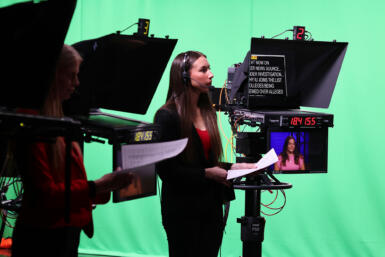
[116,22,138,34]
[271,29,293,39]
[305,30,313,40]
[0,142,11,178]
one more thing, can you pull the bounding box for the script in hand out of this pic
[227,148,278,180]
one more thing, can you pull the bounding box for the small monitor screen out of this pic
[268,128,328,174]
[113,149,157,202]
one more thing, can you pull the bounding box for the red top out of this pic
[195,128,211,160]
[17,139,93,228]
[15,109,108,230]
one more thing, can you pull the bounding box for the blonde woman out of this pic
[12,45,133,257]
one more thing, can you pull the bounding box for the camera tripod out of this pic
[234,172,292,257]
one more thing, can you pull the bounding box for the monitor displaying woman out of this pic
[274,136,305,171]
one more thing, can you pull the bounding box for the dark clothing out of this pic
[11,139,93,257]
[154,108,234,257]
[12,226,81,257]
[163,215,224,257]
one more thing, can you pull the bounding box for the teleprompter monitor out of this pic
[64,33,177,116]
[0,0,76,110]
[61,34,175,202]
[230,38,348,109]
[78,111,159,202]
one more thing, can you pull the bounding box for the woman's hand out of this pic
[94,167,134,194]
[205,166,231,187]
[230,162,257,170]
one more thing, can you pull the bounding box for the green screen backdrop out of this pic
[3,0,385,256]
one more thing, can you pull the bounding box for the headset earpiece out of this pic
[182,52,190,85]
[182,71,189,85]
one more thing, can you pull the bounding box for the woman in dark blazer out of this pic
[155,51,255,257]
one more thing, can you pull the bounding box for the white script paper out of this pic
[226,148,279,180]
[120,138,188,170]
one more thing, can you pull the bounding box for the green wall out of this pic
[4,0,385,256]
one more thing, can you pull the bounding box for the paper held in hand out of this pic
[227,148,279,180]
[119,138,188,170]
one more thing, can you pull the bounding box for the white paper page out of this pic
[227,148,278,180]
[120,138,188,170]
[254,148,279,170]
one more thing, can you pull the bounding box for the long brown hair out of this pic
[162,51,223,164]
[280,136,301,166]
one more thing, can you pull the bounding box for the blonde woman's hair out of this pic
[42,44,83,180]
[42,44,82,118]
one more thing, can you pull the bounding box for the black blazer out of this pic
[154,108,235,222]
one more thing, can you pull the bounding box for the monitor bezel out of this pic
[267,127,329,174]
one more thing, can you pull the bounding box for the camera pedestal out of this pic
[234,173,292,257]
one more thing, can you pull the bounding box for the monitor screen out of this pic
[113,148,157,202]
[268,128,328,174]
[229,38,348,109]
[64,34,177,116]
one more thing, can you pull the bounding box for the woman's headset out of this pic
[181,52,190,85]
